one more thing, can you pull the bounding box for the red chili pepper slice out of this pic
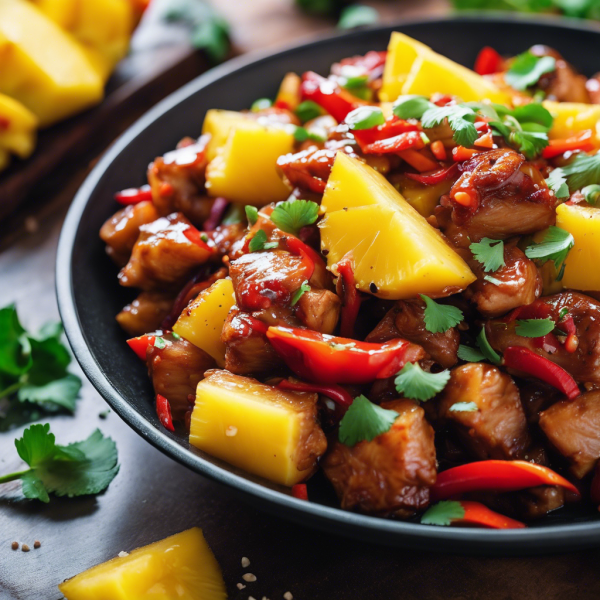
[503,346,580,400]
[291,483,309,500]
[542,130,596,159]
[532,332,560,354]
[453,501,526,529]
[404,162,459,185]
[430,140,447,161]
[361,130,426,155]
[284,235,323,281]
[300,71,360,123]
[266,326,424,385]
[277,379,354,408]
[127,334,156,360]
[474,46,503,76]
[114,184,153,205]
[337,259,362,338]
[452,146,480,162]
[352,116,420,149]
[505,300,553,323]
[156,394,175,432]
[183,226,212,251]
[431,460,580,502]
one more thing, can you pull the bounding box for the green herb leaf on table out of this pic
[420,295,463,334]
[394,363,450,401]
[562,152,600,192]
[245,205,258,226]
[546,168,569,199]
[476,327,502,365]
[515,318,556,338]
[392,95,435,120]
[270,199,319,234]
[338,395,398,446]
[470,238,505,273]
[524,226,574,269]
[0,305,32,377]
[421,500,465,526]
[291,281,311,306]
[421,104,479,148]
[337,5,379,29]
[457,345,487,362]
[504,51,556,91]
[449,401,478,412]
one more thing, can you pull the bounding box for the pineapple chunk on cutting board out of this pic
[0,93,37,168]
[190,370,326,486]
[59,528,227,600]
[319,153,475,300]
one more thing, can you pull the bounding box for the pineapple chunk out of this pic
[556,203,600,291]
[0,93,37,169]
[190,370,326,486]
[59,528,226,600]
[201,109,256,161]
[544,101,600,142]
[319,153,475,299]
[394,175,453,218]
[0,0,104,127]
[173,278,235,367]
[205,120,294,206]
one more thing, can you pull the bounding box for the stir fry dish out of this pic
[100,32,600,529]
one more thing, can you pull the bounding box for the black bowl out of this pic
[57,15,600,554]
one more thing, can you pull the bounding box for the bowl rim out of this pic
[56,14,600,552]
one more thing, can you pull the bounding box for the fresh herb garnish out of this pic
[504,51,556,91]
[245,205,259,226]
[558,307,569,320]
[221,203,245,225]
[420,295,463,334]
[345,106,385,130]
[562,152,600,191]
[421,500,465,526]
[394,363,450,401]
[338,395,398,446]
[0,424,119,503]
[294,126,327,143]
[524,226,574,270]
[337,4,379,29]
[477,327,502,365]
[270,199,319,234]
[457,345,487,362]
[582,184,600,205]
[392,95,435,120]
[470,238,505,273]
[421,104,479,148]
[291,281,311,306]
[295,101,323,123]
[545,168,569,199]
[249,229,279,252]
[449,401,478,412]
[251,98,272,112]
[154,336,167,350]
[515,318,556,337]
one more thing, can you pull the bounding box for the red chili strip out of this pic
[337,258,362,339]
[277,379,354,408]
[292,483,309,500]
[183,227,212,251]
[404,162,459,185]
[300,71,360,123]
[361,131,426,155]
[114,184,153,205]
[456,501,526,529]
[127,334,155,360]
[156,394,175,432]
[474,46,503,76]
[542,130,595,159]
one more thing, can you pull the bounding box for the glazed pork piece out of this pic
[100,201,159,266]
[437,363,531,460]
[146,332,216,420]
[366,298,459,368]
[486,292,600,385]
[438,149,556,242]
[465,245,542,318]
[539,390,600,478]
[322,399,436,517]
[118,212,214,292]
[116,291,175,337]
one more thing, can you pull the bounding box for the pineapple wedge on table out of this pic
[0,93,37,170]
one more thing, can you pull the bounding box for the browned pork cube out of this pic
[116,291,175,337]
[118,213,214,292]
[294,288,340,334]
[322,399,436,518]
[437,363,530,460]
[539,390,600,478]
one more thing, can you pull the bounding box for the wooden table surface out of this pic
[2,1,600,598]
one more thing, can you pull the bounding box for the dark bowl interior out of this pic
[57,15,600,554]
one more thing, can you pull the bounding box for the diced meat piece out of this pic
[465,245,542,317]
[295,288,340,334]
[221,308,285,375]
[251,106,301,127]
[438,149,556,242]
[99,201,159,266]
[366,298,459,368]
[146,332,216,419]
[437,363,530,460]
[486,292,600,385]
[322,399,436,518]
[519,381,562,425]
[119,213,214,292]
[147,135,214,227]
[116,291,175,336]
[476,485,565,520]
[539,390,600,478]
[209,222,245,257]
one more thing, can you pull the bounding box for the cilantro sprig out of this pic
[515,318,555,338]
[524,226,574,271]
[469,238,505,273]
[459,328,501,365]
[249,230,279,252]
[394,363,450,401]
[561,152,600,191]
[338,395,398,446]
[545,168,569,199]
[270,199,319,234]
[504,51,556,91]
[421,500,465,526]
[0,424,119,503]
[420,295,463,334]
[291,281,311,306]
[457,345,487,362]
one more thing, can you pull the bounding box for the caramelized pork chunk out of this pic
[295,289,341,335]
[146,332,216,420]
[438,363,530,460]
[100,201,159,266]
[465,246,542,318]
[486,292,600,385]
[322,399,436,518]
[147,135,213,227]
[366,298,459,368]
[539,390,600,478]
[119,213,214,292]
[209,222,246,257]
[116,291,175,337]
[439,149,556,242]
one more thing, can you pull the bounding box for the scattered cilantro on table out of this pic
[338,395,398,446]
[337,5,379,28]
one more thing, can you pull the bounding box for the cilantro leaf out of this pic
[296,101,323,123]
[546,168,569,199]
[510,130,549,160]
[477,327,502,365]
[449,401,478,412]
[291,281,311,306]
[524,226,574,269]
[245,205,258,226]
[469,238,505,273]
[505,51,556,91]
[515,318,556,337]
[421,500,465,526]
[18,374,81,412]
[392,95,434,120]
[249,229,278,252]
[394,363,450,401]
[457,345,487,362]
[345,106,385,130]
[420,295,463,333]
[0,305,32,377]
[582,184,600,205]
[562,152,600,191]
[421,104,478,147]
[337,4,379,29]
[270,199,319,234]
[338,395,398,446]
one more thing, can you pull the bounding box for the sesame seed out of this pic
[34,541,41,549]
[241,556,250,568]
[118,551,129,558]
[237,583,246,590]
[242,573,257,582]
[226,426,238,437]
[22,544,30,552]
[284,593,294,600]
[11,542,18,550]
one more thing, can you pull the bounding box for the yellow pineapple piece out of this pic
[190,370,326,486]
[202,109,257,161]
[319,153,475,299]
[544,101,600,143]
[173,278,235,367]
[556,203,600,291]
[0,0,104,127]
[59,528,226,600]
[394,175,453,218]
[0,93,37,170]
